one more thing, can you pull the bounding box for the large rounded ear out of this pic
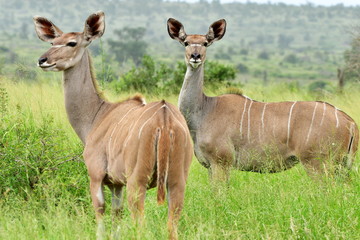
[33,16,63,42]
[206,19,226,45]
[167,18,187,43]
[84,11,105,42]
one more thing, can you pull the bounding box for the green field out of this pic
[1,77,360,239]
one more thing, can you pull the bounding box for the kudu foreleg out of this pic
[209,163,230,183]
[90,179,106,240]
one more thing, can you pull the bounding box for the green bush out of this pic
[0,87,85,200]
[110,55,237,95]
[205,61,237,86]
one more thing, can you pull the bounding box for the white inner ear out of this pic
[179,28,186,40]
[207,28,215,40]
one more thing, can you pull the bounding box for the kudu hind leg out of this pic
[167,180,186,240]
[109,185,124,218]
[108,185,124,239]
[126,178,146,223]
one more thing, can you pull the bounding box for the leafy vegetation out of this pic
[110,55,237,95]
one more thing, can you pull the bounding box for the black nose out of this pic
[38,57,47,65]
[191,53,201,60]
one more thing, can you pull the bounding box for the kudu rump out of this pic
[167,18,358,181]
[34,12,192,239]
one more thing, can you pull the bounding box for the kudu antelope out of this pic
[34,12,193,239]
[167,18,358,181]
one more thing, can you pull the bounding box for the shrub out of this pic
[0,87,85,200]
[258,50,270,60]
[236,63,249,74]
[111,55,238,95]
[283,53,299,64]
[205,61,237,86]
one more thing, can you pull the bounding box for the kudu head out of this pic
[33,11,105,71]
[167,18,226,69]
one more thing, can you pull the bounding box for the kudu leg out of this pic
[90,179,106,240]
[209,163,230,183]
[126,179,146,224]
[167,181,186,240]
[108,185,124,239]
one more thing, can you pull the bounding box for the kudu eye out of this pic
[67,42,77,47]
[203,42,208,47]
[184,42,189,47]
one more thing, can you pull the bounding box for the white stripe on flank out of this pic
[286,102,297,147]
[335,107,340,128]
[123,103,162,148]
[138,106,164,139]
[166,106,189,146]
[320,102,326,126]
[305,102,318,145]
[261,103,268,137]
[240,98,248,137]
[108,105,141,159]
[247,100,253,142]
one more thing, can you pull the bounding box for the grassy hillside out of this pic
[0,0,359,89]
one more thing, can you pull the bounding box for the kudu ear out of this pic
[206,19,226,45]
[83,11,105,42]
[167,18,187,43]
[33,16,63,42]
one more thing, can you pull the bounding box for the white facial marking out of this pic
[51,44,66,48]
[287,102,297,147]
[190,61,201,68]
[190,44,202,47]
[305,102,318,145]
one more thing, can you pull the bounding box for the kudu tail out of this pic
[156,126,172,205]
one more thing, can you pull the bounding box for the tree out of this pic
[108,27,148,66]
[277,34,294,49]
[343,30,360,82]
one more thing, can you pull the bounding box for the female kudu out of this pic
[167,18,358,181]
[34,12,192,239]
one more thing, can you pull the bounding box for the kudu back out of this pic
[167,18,358,181]
[34,12,193,239]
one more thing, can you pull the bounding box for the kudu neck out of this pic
[178,63,206,130]
[63,49,107,144]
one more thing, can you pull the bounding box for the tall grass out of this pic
[1,78,360,239]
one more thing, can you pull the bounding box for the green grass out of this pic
[1,78,360,239]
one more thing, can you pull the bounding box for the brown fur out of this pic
[168,18,358,182]
[34,12,193,240]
